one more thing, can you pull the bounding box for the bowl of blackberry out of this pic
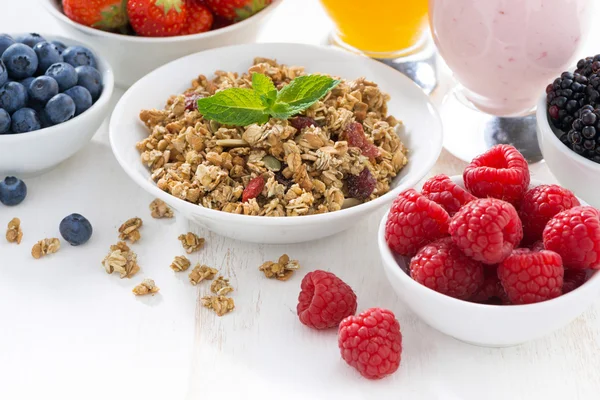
[538,54,600,208]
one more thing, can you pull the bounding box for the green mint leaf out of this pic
[252,73,277,107]
[197,88,269,126]
[269,102,296,120]
[275,75,341,111]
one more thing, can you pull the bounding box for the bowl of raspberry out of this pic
[378,144,600,347]
[537,54,600,208]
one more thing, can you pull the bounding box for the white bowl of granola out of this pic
[109,43,442,244]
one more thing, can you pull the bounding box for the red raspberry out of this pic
[342,121,380,159]
[519,185,580,245]
[421,174,477,216]
[498,249,564,304]
[410,237,484,299]
[242,175,265,202]
[563,269,589,294]
[297,270,357,330]
[530,241,545,252]
[543,206,600,269]
[290,116,318,131]
[449,198,523,264]
[338,308,402,380]
[463,144,530,206]
[469,273,510,305]
[346,168,376,200]
[385,189,450,257]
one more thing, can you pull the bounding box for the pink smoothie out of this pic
[430,0,590,116]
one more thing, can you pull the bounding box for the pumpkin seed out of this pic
[262,155,282,171]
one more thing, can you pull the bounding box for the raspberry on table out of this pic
[469,272,510,305]
[297,270,357,330]
[410,237,484,300]
[543,206,600,269]
[338,308,402,380]
[385,189,450,257]
[498,249,564,305]
[463,144,530,206]
[449,198,523,264]
[421,174,477,216]
[518,184,580,245]
[563,269,590,294]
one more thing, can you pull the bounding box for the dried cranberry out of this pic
[185,92,204,111]
[242,176,265,202]
[290,116,318,131]
[342,122,380,159]
[346,168,376,200]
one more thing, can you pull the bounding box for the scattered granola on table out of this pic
[211,276,234,295]
[149,198,174,219]
[132,279,160,296]
[259,254,300,281]
[118,217,143,243]
[6,217,22,244]
[102,241,140,279]
[201,295,235,316]
[31,238,60,259]
[178,232,205,253]
[170,255,191,272]
[189,264,217,285]
[136,58,408,217]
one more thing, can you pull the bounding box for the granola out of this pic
[137,58,408,217]
[201,295,234,316]
[259,254,300,281]
[189,264,217,285]
[149,198,174,219]
[132,279,160,296]
[118,217,143,243]
[31,238,60,259]
[210,276,234,295]
[102,241,140,278]
[6,218,22,244]
[178,232,205,253]
[170,255,191,272]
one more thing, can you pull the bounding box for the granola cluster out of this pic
[31,238,60,259]
[259,254,300,281]
[137,58,408,216]
[102,241,140,278]
[6,218,22,244]
[132,279,160,296]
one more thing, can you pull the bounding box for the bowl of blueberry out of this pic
[0,32,114,176]
[537,54,600,209]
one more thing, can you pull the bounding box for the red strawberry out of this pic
[179,0,213,35]
[127,0,187,37]
[205,0,271,21]
[63,0,129,31]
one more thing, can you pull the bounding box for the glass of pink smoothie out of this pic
[429,0,591,162]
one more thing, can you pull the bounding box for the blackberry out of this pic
[575,54,600,77]
[547,72,588,131]
[586,73,600,106]
[565,106,600,163]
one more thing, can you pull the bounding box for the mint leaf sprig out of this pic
[196,73,341,126]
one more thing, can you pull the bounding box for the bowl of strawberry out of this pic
[378,144,600,347]
[41,0,282,87]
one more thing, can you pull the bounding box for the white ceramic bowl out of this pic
[0,34,114,177]
[109,42,443,244]
[378,176,600,347]
[536,95,600,208]
[40,0,282,88]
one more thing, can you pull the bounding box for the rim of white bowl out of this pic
[109,42,443,226]
[0,34,115,143]
[378,176,600,312]
[39,0,283,43]
[536,94,600,171]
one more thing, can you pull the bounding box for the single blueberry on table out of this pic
[59,213,93,246]
[15,33,46,48]
[0,81,28,113]
[62,46,97,69]
[64,85,92,116]
[0,176,27,206]
[45,93,75,124]
[1,43,38,79]
[33,41,63,75]
[28,76,59,104]
[0,60,7,87]
[0,108,10,134]
[45,62,77,92]
[75,65,102,101]
[51,41,67,55]
[0,34,16,56]
[11,108,41,133]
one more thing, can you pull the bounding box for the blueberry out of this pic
[20,76,35,89]
[75,66,102,101]
[0,176,27,206]
[33,42,63,75]
[0,34,16,56]
[62,46,97,69]
[1,44,38,79]
[0,108,10,134]
[45,62,77,92]
[28,76,59,104]
[59,213,93,246]
[51,41,67,55]
[0,60,7,87]
[45,93,75,124]
[15,33,46,48]
[0,82,28,113]
[11,108,41,133]
[64,86,92,116]
[39,109,53,128]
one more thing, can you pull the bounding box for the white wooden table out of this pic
[1,1,599,399]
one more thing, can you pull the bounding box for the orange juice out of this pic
[319,0,429,56]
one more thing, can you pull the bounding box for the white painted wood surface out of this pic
[1,1,599,399]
